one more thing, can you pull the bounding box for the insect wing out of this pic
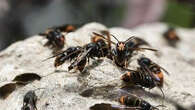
[0,83,17,99]
[13,73,41,83]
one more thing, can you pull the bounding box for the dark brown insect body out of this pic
[91,32,157,68]
[39,29,65,49]
[52,24,77,33]
[90,103,139,110]
[119,95,158,110]
[110,36,154,68]
[137,57,169,87]
[121,68,156,89]
[121,57,170,99]
[163,27,180,47]
[121,57,169,89]
[39,24,77,50]
[68,49,88,72]
[54,46,82,67]
[68,33,110,72]
[21,90,37,110]
[47,32,110,72]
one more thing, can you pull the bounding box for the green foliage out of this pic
[162,1,195,28]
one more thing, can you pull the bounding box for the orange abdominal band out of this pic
[66,25,76,32]
[156,72,164,87]
[121,72,131,80]
[169,32,176,40]
[119,96,125,104]
[91,36,103,43]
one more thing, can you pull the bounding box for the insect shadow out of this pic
[81,59,104,74]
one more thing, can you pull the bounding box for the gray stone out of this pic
[0,22,195,110]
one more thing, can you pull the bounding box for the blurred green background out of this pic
[163,0,195,27]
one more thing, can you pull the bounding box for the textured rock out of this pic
[0,22,195,110]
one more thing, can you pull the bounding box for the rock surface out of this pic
[0,22,195,110]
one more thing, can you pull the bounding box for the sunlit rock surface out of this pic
[0,22,195,110]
